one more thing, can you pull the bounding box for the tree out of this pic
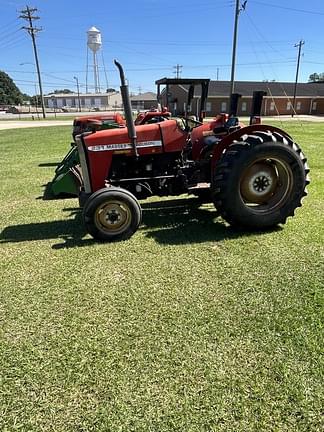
[308,72,324,82]
[0,71,24,104]
[53,89,74,94]
[30,94,40,106]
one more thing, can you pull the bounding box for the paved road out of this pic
[0,114,323,131]
[0,120,72,130]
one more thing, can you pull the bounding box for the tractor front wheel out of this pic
[83,187,142,241]
[212,131,310,229]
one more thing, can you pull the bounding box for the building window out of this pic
[312,101,317,110]
[91,98,95,106]
[270,102,275,111]
[287,101,292,111]
[241,102,247,112]
[81,98,85,106]
[206,102,212,112]
[296,101,301,111]
[134,101,144,110]
[221,101,227,112]
[62,98,66,107]
[71,98,76,107]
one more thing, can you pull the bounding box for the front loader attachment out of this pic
[48,117,125,198]
[49,146,82,197]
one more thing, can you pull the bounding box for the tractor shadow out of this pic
[0,198,281,249]
[140,198,280,245]
[0,209,94,250]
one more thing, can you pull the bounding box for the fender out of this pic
[211,124,294,168]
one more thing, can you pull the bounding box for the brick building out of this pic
[160,80,324,117]
[130,92,157,111]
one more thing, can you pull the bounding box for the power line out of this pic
[250,0,324,16]
[0,28,21,42]
[0,34,27,50]
[0,18,21,37]
[19,5,46,118]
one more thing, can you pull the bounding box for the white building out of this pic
[44,91,123,111]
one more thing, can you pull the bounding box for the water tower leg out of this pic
[93,51,99,93]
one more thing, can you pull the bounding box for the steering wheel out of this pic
[178,116,203,130]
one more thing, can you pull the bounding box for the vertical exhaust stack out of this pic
[114,60,138,157]
[199,81,209,123]
[187,84,195,116]
[250,91,267,125]
[229,93,241,117]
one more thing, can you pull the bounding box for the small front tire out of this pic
[83,187,142,241]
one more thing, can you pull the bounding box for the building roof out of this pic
[172,80,324,98]
[156,78,210,85]
[130,92,156,101]
[44,92,120,98]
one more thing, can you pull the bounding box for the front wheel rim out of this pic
[240,157,293,212]
[94,199,132,234]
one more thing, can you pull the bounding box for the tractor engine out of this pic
[109,152,192,199]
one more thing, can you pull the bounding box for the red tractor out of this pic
[72,112,126,139]
[73,61,309,241]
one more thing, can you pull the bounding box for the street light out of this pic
[74,76,81,112]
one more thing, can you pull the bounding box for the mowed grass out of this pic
[0,122,323,431]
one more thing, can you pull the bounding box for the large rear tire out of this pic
[212,131,310,229]
[83,187,142,241]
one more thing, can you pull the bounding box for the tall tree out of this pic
[53,89,74,94]
[308,72,324,82]
[0,71,24,104]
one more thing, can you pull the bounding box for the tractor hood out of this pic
[83,123,163,152]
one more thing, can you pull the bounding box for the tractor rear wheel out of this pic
[212,131,310,229]
[83,187,142,241]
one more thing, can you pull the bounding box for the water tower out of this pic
[87,26,102,93]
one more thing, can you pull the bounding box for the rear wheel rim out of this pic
[94,199,132,234]
[240,157,293,212]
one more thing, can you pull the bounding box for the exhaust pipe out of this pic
[114,60,138,156]
[186,84,195,116]
[250,91,267,125]
[229,93,241,117]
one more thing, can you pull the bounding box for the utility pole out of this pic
[74,76,81,112]
[230,0,247,95]
[173,64,183,79]
[20,6,46,118]
[292,39,305,117]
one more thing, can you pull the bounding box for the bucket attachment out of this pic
[51,167,82,197]
[50,146,81,197]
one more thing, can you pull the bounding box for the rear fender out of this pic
[211,124,293,168]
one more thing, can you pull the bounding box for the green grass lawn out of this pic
[0,123,323,431]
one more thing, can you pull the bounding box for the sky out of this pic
[1,0,324,96]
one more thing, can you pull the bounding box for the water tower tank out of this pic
[87,26,102,52]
